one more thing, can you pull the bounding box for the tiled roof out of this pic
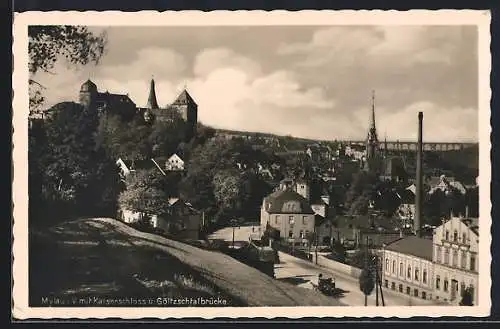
[172,89,197,106]
[384,236,433,261]
[264,189,315,214]
[97,92,136,107]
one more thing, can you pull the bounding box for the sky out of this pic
[33,25,479,142]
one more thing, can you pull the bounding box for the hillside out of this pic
[29,218,344,307]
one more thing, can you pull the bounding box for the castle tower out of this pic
[79,79,98,110]
[365,90,380,171]
[146,78,159,109]
[170,88,198,139]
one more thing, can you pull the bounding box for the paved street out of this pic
[211,226,443,306]
[276,251,439,306]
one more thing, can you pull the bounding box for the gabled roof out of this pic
[172,89,197,106]
[264,189,315,214]
[97,92,135,107]
[384,236,433,261]
[167,153,184,162]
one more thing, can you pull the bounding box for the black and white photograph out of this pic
[12,10,491,319]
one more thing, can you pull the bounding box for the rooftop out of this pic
[384,235,433,261]
[264,189,314,215]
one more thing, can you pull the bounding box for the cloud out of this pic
[193,48,262,78]
[32,26,478,142]
[349,101,478,142]
[99,47,187,80]
[278,26,466,69]
[178,50,336,134]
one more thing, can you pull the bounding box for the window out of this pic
[462,233,467,244]
[391,282,396,290]
[445,230,449,240]
[299,230,304,239]
[452,250,458,267]
[436,246,442,263]
[470,255,476,271]
[392,260,396,273]
[453,230,458,242]
[399,284,403,293]
[436,276,441,290]
[289,216,294,225]
[302,216,307,225]
[422,291,427,299]
[406,287,411,295]
[444,248,450,264]
[400,262,404,276]
[386,259,389,271]
[384,280,388,288]
[414,289,419,297]
[275,215,280,225]
[423,270,427,284]
[461,251,467,269]
[444,280,449,292]
[415,268,419,281]
[407,265,412,279]
[289,230,293,238]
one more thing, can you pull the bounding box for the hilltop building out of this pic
[78,78,198,140]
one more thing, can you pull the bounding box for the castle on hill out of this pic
[78,78,198,139]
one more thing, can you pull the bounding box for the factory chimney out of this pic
[415,112,423,238]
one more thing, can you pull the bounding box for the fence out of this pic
[311,253,362,279]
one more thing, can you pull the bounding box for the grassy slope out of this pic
[30,218,344,307]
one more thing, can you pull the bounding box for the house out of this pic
[260,189,316,242]
[382,236,435,301]
[432,216,479,304]
[427,175,467,196]
[116,158,134,178]
[152,198,202,240]
[165,153,185,171]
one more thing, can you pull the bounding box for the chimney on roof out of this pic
[415,111,423,238]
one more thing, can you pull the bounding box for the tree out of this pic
[459,287,474,306]
[118,169,167,219]
[359,267,375,306]
[261,223,280,247]
[29,26,107,113]
[35,101,119,222]
[212,168,244,222]
[332,241,347,263]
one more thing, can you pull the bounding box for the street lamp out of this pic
[230,218,238,249]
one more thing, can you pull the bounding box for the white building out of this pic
[165,153,185,171]
[382,236,435,301]
[432,216,479,304]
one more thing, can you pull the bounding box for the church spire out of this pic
[370,89,376,130]
[146,77,159,109]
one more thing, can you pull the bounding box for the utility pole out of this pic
[364,235,369,307]
[315,232,319,265]
[375,255,379,306]
[378,255,385,306]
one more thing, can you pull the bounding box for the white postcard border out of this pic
[12,9,492,319]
